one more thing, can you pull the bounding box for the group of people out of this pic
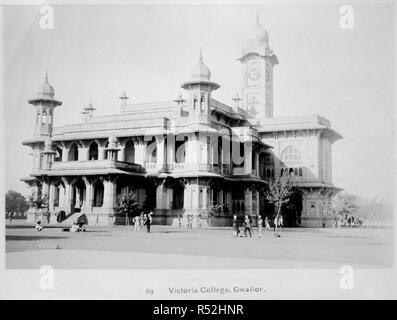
[177,214,195,230]
[232,214,284,238]
[132,211,153,233]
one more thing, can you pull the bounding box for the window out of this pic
[281,146,301,161]
[93,180,104,207]
[68,143,79,161]
[124,139,135,163]
[89,141,99,160]
[264,153,273,164]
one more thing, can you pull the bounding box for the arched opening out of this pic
[72,179,86,211]
[172,184,184,210]
[54,147,62,162]
[89,141,99,160]
[68,143,79,161]
[175,135,187,163]
[53,182,64,207]
[217,136,222,167]
[93,180,104,207]
[281,146,301,161]
[124,139,135,163]
[146,137,157,163]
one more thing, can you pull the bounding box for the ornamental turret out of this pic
[181,50,220,124]
[28,71,62,137]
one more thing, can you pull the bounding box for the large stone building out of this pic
[21,14,342,227]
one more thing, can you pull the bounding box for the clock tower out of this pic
[238,13,278,123]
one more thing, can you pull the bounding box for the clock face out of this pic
[248,67,261,81]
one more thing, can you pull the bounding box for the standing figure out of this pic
[177,214,182,230]
[9,212,14,224]
[133,216,140,231]
[265,216,271,230]
[232,215,239,237]
[187,214,193,230]
[243,215,252,237]
[273,216,278,232]
[257,215,263,238]
[139,213,144,231]
[144,213,151,233]
[278,215,284,230]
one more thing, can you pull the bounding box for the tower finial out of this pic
[199,48,203,63]
[45,70,48,83]
[256,10,260,25]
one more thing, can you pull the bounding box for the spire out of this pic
[256,10,260,25]
[45,70,49,83]
[199,48,203,63]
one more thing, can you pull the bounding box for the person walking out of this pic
[144,213,151,233]
[232,215,239,237]
[265,216,271,231]
[257,215,263,238]
[243,215,252,237]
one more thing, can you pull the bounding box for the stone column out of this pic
[61,178,72,213]
[244,187,253,215]
[82,177,93,212]
[183,183,191,211]
[156,136,165,169]
[49,183,55,211]
[256,152,260,177]
[167,134,175,169]
[62,147,69,162]
[78,143,89,161]
[117,145,125,161]
[156,183,167,209]
[103,178,117,209]
[255,191,260,215]
[244,142,252,175]
[134,142,146,166]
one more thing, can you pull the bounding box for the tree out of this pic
[27,191,49,220]
[116,191,139,227]
[330,192,359,219]
[263,170,297,235]
[5,190,29,215]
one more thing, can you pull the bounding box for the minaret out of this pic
[28,71,62,137]
[181,50,220,124]
[238,13,278,123]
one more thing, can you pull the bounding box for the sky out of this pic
[3,2,395,204]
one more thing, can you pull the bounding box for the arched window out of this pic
[264,153,274,164]
[89,141,99,160]
[281,146,301,161]
[93,180,104,207]
[68,143,79,161]
[124,139,135,163]
[217,136,222,166]
[299,168,303,177]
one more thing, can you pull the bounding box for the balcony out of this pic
[50,160,145,174]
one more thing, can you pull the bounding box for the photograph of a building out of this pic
[21,13,342,228]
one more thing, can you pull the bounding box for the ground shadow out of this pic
[6,235,69,241]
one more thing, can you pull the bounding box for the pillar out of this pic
[244,142,252,175]
[48,183,55,211]
[244,187,253,215]
[156,136,166,169]
[134,143,146,166]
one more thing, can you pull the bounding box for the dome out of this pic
[190,50,211,81]
[247,12,269,44]
[37,71,55,98]
[248,24,269,43]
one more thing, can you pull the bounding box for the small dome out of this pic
[37,71,55,98]
[106,133,120,150]
[190,50,211,81]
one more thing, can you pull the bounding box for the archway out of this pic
[89,141,99,160]
[68,143,79,161]
[124,139,135,163]
[93,180,104,207]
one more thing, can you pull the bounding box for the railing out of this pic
[51,160,145,172]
